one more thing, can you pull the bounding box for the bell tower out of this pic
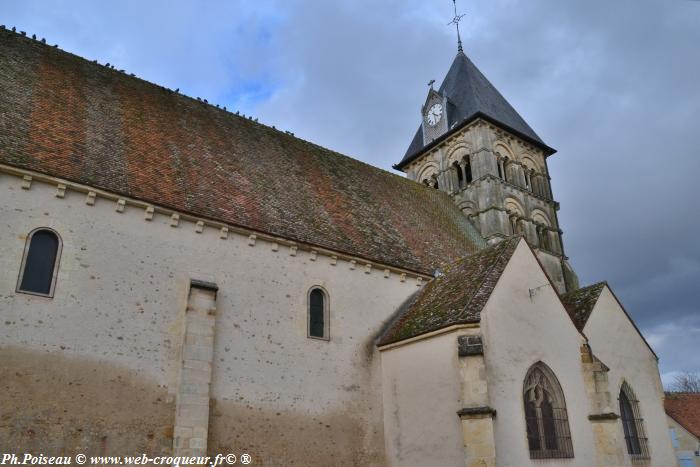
[394,44,578,293]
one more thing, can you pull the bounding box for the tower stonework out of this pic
[395,50,578,293]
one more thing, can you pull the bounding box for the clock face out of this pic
[426,103,443,126]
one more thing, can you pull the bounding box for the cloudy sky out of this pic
[4,0,699,385]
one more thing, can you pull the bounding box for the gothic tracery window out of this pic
[523,362,574,459]
[619,382,649,459]
[17,228,62,297]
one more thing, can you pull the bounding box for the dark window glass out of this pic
[525,398,540,451]
[465,161,473,184]
[542,397,558,450]
[620,391,641,455]
[454,163,464,189]
[309,289,325,338]
[19,230,59,295]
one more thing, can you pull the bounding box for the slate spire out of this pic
[396,49,551,169]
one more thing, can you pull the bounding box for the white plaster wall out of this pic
[584,287,678,466]
[480,240,598,467]
[379,330,466,467]
[0,172,422,463]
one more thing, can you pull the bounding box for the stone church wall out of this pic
[379,329,469,466]
[583,287,678,466]
[0,169,423,465]
[480,241,599,466]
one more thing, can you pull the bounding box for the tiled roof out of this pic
[378,236,521,346]
[0,29,486,274]
[560,282,607,331]
[666,393,700,439]
[398,51,552,169]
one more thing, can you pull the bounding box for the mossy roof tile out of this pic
[378,236,521,346]
[560,282,606,331]
[0,29,485,274]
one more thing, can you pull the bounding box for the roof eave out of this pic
[377,318,481,348]
[394,112,556,171]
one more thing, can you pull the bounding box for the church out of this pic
[0,22,678,467]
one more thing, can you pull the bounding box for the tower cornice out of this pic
[395,112,556,171]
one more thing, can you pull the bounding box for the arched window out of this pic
[452,162,464,190]
[505,200,525,236]
[619,382,649,458]
[525,170,533,191]
[464,159,473,184]
[523,362,574,459]
[17,228,62,297]
[536,226,550,251]
[308,287,329,340]
[510,215,521,235]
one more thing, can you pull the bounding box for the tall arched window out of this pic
[619,382,649,458]
[308,287,329,340]
[523,362,574,459]
[17,228,62,297]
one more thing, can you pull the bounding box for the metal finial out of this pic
[448,0,466,53]
[428,79,435,89]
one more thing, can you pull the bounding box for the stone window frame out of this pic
[619,381,651,460]
[16,227,63,299]
[307,285,330,341]
[522,361,574,459]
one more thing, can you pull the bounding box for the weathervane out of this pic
[448,0,466,53]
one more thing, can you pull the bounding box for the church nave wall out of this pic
[0,168,422,465]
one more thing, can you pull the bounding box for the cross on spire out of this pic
[448,0,466,53]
